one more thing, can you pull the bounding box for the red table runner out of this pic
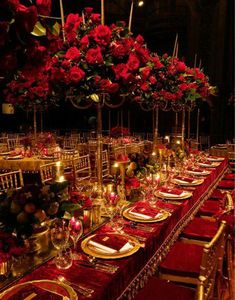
[5,159,228,300]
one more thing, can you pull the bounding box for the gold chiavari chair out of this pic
[158,221,227,300]
[39,162,56,184]
[94,150,110,179]
[7,137,20,151]
[63,137,78,150]
[0,170,24,192]
[73,154,91,189]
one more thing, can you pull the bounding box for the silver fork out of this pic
[58,275,94,297]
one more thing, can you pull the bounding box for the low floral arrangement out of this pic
[0,232,26,263]
[110,126,130,137]
[0,183,80,239]
[70,191,93,210]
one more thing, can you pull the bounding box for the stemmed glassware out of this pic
[50,218,72,269]
[69,217,83,250]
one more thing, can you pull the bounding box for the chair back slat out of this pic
[198,221,226,300]
[39,162,56,184]
[0,170,24,191]
[73,154,91,185]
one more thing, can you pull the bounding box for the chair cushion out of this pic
[182,217,218,241]
[210,189,224,200]
[134,277,195,300]
[217,180,235,189]
[199,200,222,216]
[159,241,203,278]
[223,173,235,180]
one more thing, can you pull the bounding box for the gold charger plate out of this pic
[123,207,170,223]
[0,279,78,300]
[155,190,192,200]
[207,157,224,162]
[81,232,140,259]
[186,169,211,176]
[197,162,220,168]
[172,178,204,186]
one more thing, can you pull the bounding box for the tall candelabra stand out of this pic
[68,93,126,207]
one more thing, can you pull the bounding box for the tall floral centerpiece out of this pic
[2,0,62,138]
[48,7,151,204]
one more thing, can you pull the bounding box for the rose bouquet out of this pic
[0,183,80,239]
[48,7,151,105]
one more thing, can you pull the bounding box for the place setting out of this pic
[171,175,204,186]
[196,160,221,168]
[185,166,211,176]
[0,279,78,300]
[81,232,141,259]
[122,201,171,223]
[154,186,193,200]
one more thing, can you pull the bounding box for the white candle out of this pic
[128,0,134,32]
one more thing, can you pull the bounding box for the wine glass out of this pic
[69,217,83,250]
[50,218,71,269]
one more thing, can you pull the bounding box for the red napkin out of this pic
[158,186,183,195]
[130,204,160,218]
[91,234,128,251]
[5,284,63,300]
[187,166,203,172]
[175,175,194,183]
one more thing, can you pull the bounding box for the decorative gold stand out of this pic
[117,160,130,202]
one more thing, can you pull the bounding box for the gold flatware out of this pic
[58,275,94,297]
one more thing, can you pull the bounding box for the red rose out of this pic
[140,82,150,92]
[16,4,38,33]
[66,31,77,44]
[65,13,81,31]
[179,83,188,91]
[152,56,163,69]
[134,44,150,63]
[65,47,81,61]
[110,41,129,58]
[69,66,85,83]
[176,61,186,72]
[92,25,112,46]
[61,60,71,69]
[105,82,119,94]
[141,67,151,80]
[112,64,131,81]
[136,35,144,44]
[91,14,101,23]
[80,35,89,49]
[163,53,169,59]
[36,0,51,16]
[84,7,93,14]
[149,76,157,85]
[127,53,140,71]
[26,42,46,62]
[85,47,103,64]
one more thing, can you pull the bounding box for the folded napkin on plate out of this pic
[89,234,132,253]
[158,187,183,196]
[174,176,194,183]
[129,205,161,219]
[7,284,63,300]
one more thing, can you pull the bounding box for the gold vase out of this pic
[25,226,49,255]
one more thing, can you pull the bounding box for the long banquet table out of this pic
[0,159,228,299]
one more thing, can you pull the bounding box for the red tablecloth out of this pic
[3,159,228,300]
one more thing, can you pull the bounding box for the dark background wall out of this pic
[0,0,234,143]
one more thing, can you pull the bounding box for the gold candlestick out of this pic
[181,108,185,148]
[128,0,134,32]
[152,107,159,152]
[117,160,130,202]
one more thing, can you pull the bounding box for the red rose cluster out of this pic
[0,0,52,78]
[47,8,151,103]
